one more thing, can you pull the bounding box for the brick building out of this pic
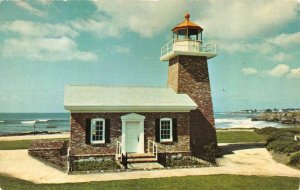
[64,13,217,170]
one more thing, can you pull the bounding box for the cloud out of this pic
[197,0,299,39]
[263,64,290,77]
[287,67,300,79]
[86,0,186,38]
[1,37,98,62]
[271,52,293,62]
[219,41,274,54]
[14,1,46,17]
[267,32,300,47]
[1,20,79,38]
[241,64,300,79]
[70,18,121,38]
[114,45,130,54]
[36,0,51,5]
[242,68,258,76]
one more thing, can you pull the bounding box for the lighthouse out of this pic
[160,13,217,156]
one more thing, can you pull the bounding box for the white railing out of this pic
[161,39,174,57]
[202,42,217,53]
[160,39,217,56]
[116,141,122,161]
[67,147,70,173]
[147,140,158,159]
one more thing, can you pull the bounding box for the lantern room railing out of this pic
[161,39,217,57]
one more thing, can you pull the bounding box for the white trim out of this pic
[160,118,173,142]
[65,105,197,112]
[90,118,105,144]
[160,50,217,61]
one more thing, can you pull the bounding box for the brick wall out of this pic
[28,140,69,170]
[168,55,217,156]
[70,112,191,156]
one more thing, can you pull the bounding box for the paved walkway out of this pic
[0,145,299,184]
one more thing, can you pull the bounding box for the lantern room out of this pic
[160,13,217,61]
[172,13,203,42]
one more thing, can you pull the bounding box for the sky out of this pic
[0,0,300,113]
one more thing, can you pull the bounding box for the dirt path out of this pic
[0,145,299,184]
[0,133,70,141]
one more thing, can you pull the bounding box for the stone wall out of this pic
[28,140,68,170]
[70,112,191,156]
[168,55,217,157]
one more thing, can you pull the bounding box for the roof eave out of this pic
[64,105,198,113]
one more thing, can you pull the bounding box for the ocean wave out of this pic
[0,121,4,123]
[215,117,280,128]
[37,119,49,122]
[21,120,36,124]
[215,118,246,123]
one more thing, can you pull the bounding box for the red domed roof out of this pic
[172,13,203,32]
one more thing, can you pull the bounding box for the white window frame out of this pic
[160,118,173,142]
[91,118,105,144]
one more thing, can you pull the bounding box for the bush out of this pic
[254,127,278,135]
[267,140,300,154]
[266,132,294,144]
[289,152,300,166]
[166,156,205,167]
[72,160,120,171]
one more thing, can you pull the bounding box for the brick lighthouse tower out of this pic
[160,13,217,157]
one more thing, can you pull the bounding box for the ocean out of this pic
[0,113,69,135]
[0,112,294,135]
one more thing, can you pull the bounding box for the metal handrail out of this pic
[116,141,122,161]
[160,39,217,56]
[147,140,158,159]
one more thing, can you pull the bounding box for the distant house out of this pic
[64,13,218,170]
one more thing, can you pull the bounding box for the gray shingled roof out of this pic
[64,85,197,112]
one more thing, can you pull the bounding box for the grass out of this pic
[0,140,33,150]
[0,174,298,190]
[0,138,69,150]
[0,132,265,150]
[217,131,265,143]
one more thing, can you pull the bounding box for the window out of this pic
[91,118,105,144]
[160,118,173,142]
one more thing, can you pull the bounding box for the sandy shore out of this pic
[0,132,70,141]
[0,144,299,184]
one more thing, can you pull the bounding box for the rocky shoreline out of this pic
[252,112,300,124]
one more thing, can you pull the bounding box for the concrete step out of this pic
[127,153,155,159]
[127,162,164,170]
[127,157,157,163]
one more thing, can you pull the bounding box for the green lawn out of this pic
[0,138,68,150]
[0,131,265,150]
[0,174,298,190]
[217,131,265,143]
[0,140,33,150]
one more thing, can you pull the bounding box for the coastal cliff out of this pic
[252,112,300,124]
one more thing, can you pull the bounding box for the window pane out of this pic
[161,120,171,140]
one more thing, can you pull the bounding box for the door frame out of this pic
[121,113,145,154]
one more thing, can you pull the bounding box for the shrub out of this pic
[254,127,278,135]
[72,160,120,171]
[166,156,205,167]
[267,140,300,153]
[289,152,300,166]
[266,132,294,144]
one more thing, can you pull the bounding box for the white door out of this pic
[125,121,141,153]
